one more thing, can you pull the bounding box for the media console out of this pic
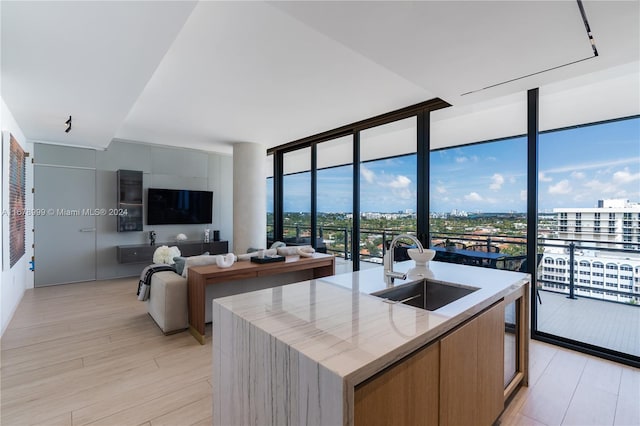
[116,240,229,264]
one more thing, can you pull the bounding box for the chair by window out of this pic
[384,240,415,262]
[467,244,500,253]
[433,240,467,250]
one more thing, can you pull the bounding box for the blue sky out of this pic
[269,117,639,214]
[537,118,640,211]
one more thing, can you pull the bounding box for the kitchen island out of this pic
[212,260,530,426]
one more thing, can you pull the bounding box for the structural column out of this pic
[233,142,266,254]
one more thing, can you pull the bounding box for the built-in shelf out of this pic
[117,169,143,232]
[116,240,228,264]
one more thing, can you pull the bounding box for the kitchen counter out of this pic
[212,260,530,425]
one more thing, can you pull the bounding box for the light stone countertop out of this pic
[213,259,530,386]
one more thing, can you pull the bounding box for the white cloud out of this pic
[540,157,640,174]
[548,180,572,194]
[372,174,414,200]
[612,168,640,184]
[584,179,617,194]
[394,188,413,200]
[571,171,585,179]
[455,156,468,163]
[361,167,415,203]
[464,192,483,201]
[436,185,447,194]
[489,173,505,190]
[539,172,553,182]
[520,190,527,201]
[386,175,411,189]
[361,165,375,183]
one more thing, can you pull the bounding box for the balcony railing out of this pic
[271,224,640,306]
[538,238,640,305]
[271,223,640,359]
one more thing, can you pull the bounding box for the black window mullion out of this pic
[417,110,430,247]
[527,88,540,335]
[311,144,317,250]
[273,150,284,243]
[352,132,360,271]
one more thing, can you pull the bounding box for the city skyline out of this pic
[269,117,639,214]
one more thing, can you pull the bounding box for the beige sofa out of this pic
[146,247,318,334]
[145,254,223,334]
[146,271,189,334]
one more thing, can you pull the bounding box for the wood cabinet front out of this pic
[440,301,505,426]
[354,301,505,426]
[355,341,440,426]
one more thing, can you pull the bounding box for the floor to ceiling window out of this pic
[268,81,639,367]
[267,99,447,271]
[359,117,417,266]
[533,64,640,365]
[536,115,640,360]
[316,135,353,264]
[282,148,311,245]
[429,136,528,262]
[430,94,528,270]
[266,154,274,243]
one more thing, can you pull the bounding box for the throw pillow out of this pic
[173,256,186,276]
[173,252,209,276]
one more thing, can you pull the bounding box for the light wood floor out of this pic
[1,277,638,426]
[498,340,639,426]
[1,278,212,426]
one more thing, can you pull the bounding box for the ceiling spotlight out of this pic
[65,115,72,133]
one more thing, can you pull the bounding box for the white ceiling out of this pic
[1,1,638,155]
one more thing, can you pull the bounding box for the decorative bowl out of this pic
[407,248,436,266]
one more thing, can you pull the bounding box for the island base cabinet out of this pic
[440,300,505,426]
[354,341,440,426]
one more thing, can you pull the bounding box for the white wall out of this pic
[35,140,234,281]
[1,96,34,337]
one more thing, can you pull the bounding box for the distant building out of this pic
[450,209,469,217]
[553,199,640,250]
[540,199,640,304]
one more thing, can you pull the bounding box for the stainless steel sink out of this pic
[372,280,478,311]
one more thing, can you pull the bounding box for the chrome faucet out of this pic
[385,234,424,282]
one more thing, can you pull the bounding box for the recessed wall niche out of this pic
[117,169,143,232]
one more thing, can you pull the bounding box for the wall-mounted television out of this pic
[147,188,213,225]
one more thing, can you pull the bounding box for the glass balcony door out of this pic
[536,116,640,361]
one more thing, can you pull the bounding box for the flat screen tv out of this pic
[147,188,213,225]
